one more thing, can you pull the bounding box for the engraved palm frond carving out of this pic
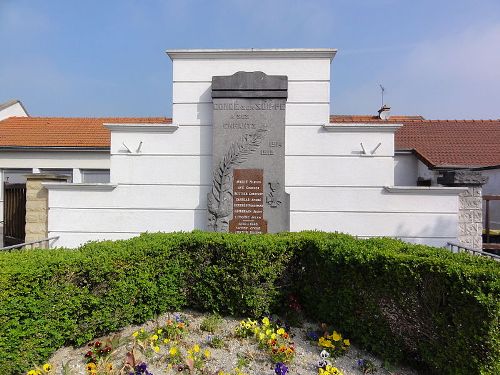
[208,128,268,231]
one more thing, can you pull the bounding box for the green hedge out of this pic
[0,231,498,374]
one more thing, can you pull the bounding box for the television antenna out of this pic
[379,84,385,106]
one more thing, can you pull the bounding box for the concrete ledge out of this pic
[166,48,337,60]
[42,183,117,191]
[323,123,403,132]
[104,124,178,133]
[384,186,468,195]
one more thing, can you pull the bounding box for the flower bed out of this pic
[29,311,418,375]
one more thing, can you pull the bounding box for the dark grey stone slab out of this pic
[438,170,488,186]
[207,72,289,233]
[212,71,288,99]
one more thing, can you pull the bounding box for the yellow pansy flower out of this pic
[262,317,270,326]
[132,331,139,337]
[163,338,170,344]
[151,334,159,341]
[42,363,52,372]
[270,333,277,340]
[193,344,200,352]
[259,332,265,340]
[204,349,211,358]
[319,337,333,348]
[169,347,178,356]
[277,328,285,335]
[86,363,97,371]
[343,339,350,346]
[153,345,160,353]
[331,331,341,341]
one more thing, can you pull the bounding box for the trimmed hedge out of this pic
[0,231,498,374]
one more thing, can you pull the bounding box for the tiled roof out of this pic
[331,115,500,168]
[0,117,171,148]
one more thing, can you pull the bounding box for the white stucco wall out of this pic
[394,152,418,186]
[44,49,464,249]
[0,101,28,121]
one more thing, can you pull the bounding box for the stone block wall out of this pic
[458,186,483,250]
[25,174,67,247]
[438,170,488,250]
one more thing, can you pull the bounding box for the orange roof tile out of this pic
[0,117,171,148]
[330,115,500,168]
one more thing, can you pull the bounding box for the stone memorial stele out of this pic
[207,71,290,233]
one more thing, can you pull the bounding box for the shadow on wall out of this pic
[393,215,457,247]
[196,85,213,231]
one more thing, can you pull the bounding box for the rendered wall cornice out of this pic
[104,124,178,133]
[42,183,117,191]
[323,123,403,133]
[166,48,337,60]
[384,186,468,195]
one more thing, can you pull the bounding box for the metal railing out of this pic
[0,236,59,251]
[447,241,500,261]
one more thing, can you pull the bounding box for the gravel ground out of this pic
[48,310,420,375]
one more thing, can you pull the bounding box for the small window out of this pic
[39,169,73,182]
[82,169,110,183]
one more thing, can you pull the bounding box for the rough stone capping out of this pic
[438,170,488,186]
[212,71,288,99]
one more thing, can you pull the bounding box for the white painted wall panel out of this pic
[48,208,207,233]
[110,155,212,185]
[111,126,394,157]
[290,211,458,238]
[173,58,330,81]
[394,154,418,186]
[49,185,209,209]
[288,187,459,213]
[110,155,393,187]
[285,103,329,125]
[286,127,394,156]
[173,103,329,126]
[285,156,394,186]
[0,152,110,169]
[110,127,212,155]
[48,186,458,213]
[173,81,330,104]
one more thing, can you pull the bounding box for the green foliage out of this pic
[0,231,498,375]
[200,313,222,333]
[295,232,500,375]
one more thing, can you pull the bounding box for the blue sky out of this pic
[1,0,500,119]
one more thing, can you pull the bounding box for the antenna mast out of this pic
[379,84,385,107]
